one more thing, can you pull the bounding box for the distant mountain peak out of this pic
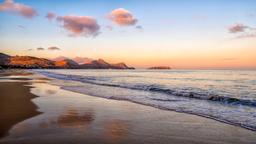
[52,56,69,61]
[52,56,93,65]
[97,59,109,65]
[54,59,79,68]
[0,53,134,69]
[72,57,93,64]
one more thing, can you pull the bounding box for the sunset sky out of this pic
[0,0,255,69]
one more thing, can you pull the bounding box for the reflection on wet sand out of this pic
[104,120,129,143]
[0,69,51,83]
[45,89,57,95]
[36,108,95,129]
[31,83,60,96]
[0,77,33,81]
[34,77,51,81]
[57,108,94,128]
[11,123,31,135]
[0,70,33,76]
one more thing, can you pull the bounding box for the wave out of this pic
[37,71,256,107]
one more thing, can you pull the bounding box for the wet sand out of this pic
[0,82,41,138]
[0,70,256,144]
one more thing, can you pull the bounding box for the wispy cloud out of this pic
[46,12,56,21]
[135,25,143,30]
[37,47,44,51]
[33,47,61,51]
[108,8,137,26]
[193,14,208,21]
[48,46,60,50]
[228,23,256,39]
[135,25,143,32]
[229,23,248,33]
[0,0,37,18]
[57,15,100,37]
[105,25,113,31]
[17,25,25,29]
[234,33,256,39]
[247,12,256,18]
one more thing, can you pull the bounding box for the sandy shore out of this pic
[0,82,41,138]
[0,70,255,144]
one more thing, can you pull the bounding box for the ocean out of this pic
[36,69,256,131]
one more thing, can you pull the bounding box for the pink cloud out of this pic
[108,8,137,26]
[0,0,37,18]
[57,15,100,37]
[228,23,256,39]
[229,23,248,33]
[234,33,256,39]
[46,12,56,20]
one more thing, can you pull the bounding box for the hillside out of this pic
[0,53,134,69]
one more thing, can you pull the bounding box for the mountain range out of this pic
[52,56,93,64]
[0,53,134,69]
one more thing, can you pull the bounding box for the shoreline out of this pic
[39,70,256,132]
[0,82,41,138]
[62,86,256,132]
[0,70,256,143]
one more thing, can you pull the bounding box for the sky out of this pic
[0,0,255,69]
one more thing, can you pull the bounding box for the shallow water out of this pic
[1,82,256,144]
[36,69,256,131]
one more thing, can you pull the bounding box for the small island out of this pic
[148,66,171,70]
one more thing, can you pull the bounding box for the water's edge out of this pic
[34,70,256,132]
[61,85,256,132]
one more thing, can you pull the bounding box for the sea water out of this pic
[35,69,256,131]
